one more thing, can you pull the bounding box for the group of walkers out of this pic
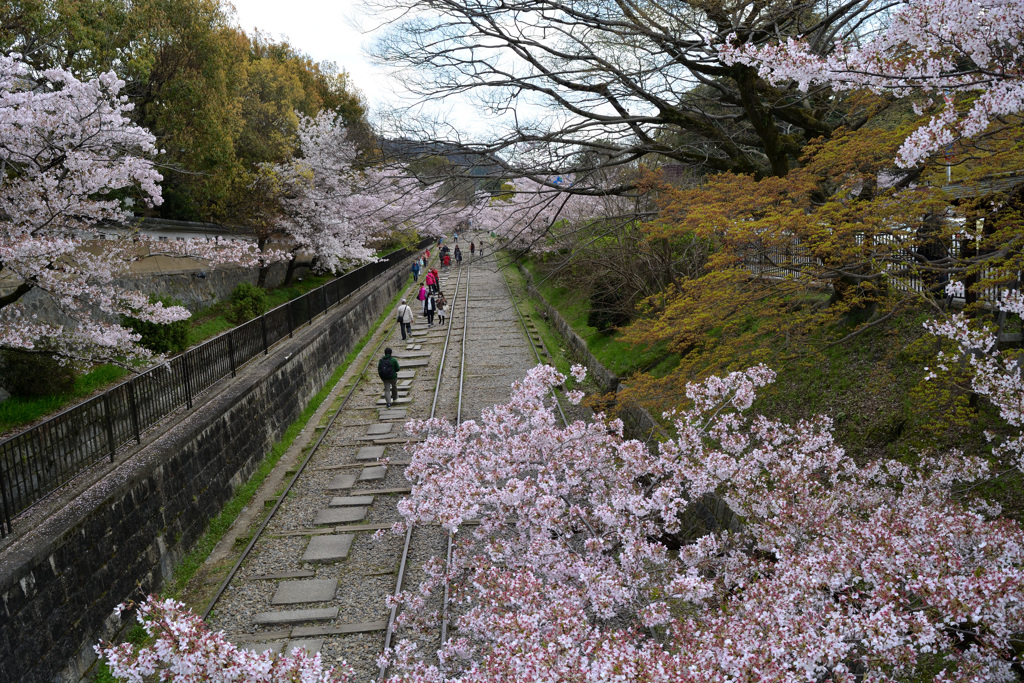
[384,230,493,405]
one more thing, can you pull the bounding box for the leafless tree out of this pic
[362,0,890,190]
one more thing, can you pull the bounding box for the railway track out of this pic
[203,238,557,680]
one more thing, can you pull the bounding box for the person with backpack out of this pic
[378,348,400,408]
[395,298,414,340]
[411,260,421,281]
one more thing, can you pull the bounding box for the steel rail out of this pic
[201,266,423,620]
[379,261,467,681]
[496,252,568,427]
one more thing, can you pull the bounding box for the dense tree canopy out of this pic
[0,0,370,223]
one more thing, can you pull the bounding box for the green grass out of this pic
[520,258,670,377]
[0,364,129,435]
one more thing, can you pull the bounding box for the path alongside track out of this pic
[204,240,552,679]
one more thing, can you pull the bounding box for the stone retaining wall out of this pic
[518,267,621,393]
[0,257,413,683]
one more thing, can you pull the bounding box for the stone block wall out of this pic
[0,258,412,683]
[518,268,620,393]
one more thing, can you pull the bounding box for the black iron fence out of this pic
[0,241,428,536]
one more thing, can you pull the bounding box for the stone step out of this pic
[313,507,368,525]
[286,639,324,656]
[376,397,412,405]
[239,640,285,655]
[378,409,408,420]
[329,495,374,506]
[271,579,338,605]
[302,534,355,563]
[327,473,357,490]
[358,466,386,481]
[396,370,416,379]
[355,446,386,461]
[366,423,393,436]
[253,607,339,626]
[397,359,430,367]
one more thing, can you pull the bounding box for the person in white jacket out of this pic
[396,299,414,340]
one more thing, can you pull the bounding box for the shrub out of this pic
[0,349,76,398]
[230,282,269,323]
[586,279,632,332]
[124,295,190,355]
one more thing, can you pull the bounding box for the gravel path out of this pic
[206,238,549,681]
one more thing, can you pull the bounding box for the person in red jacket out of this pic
[430,268,440,294]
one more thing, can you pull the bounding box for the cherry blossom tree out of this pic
[469,178,622,251]
[721,0,1024,167]
[96,597,354,683]
[0,54,274,365]
[270,113,474,273]
[382,358,1024,682]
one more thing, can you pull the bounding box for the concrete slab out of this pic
[397,380,413,389]
[329,495,374,506]
[375,397,412,405]
[240,640,285,655]
[410,331,428,337]
[355,446,385,461]
[292,622,388,637]
[396,359,429,367]
[313,507,367,525]
[271,579,338,605]
[393,351,431,358]
[302,534,355,563]
[396,370,416,379]
[286,639,324,656]
[253,607,338,626]
[379,409,407,420]
[358,466,386,481]
[366,423,393,436]
[327,473,357,490]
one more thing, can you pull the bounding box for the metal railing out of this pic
[0,240,429,536]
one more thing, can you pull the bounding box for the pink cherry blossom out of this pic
[96,596,354,682]
[721,0,1024,166]
[0,54,281,365]
[382,358,1024,681]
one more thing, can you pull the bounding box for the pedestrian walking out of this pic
[454,246,462,265]
[417,284,427,316]
[425,269,436,294]
[454,231,459,243]
[430,268,440,294]
[411,261,421,281]
[437,295,447,325]
[424,292,437,326]
[470,241,475,257]
[396,298,413,340]
[442,253,451,268]
[378,348,400,408]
